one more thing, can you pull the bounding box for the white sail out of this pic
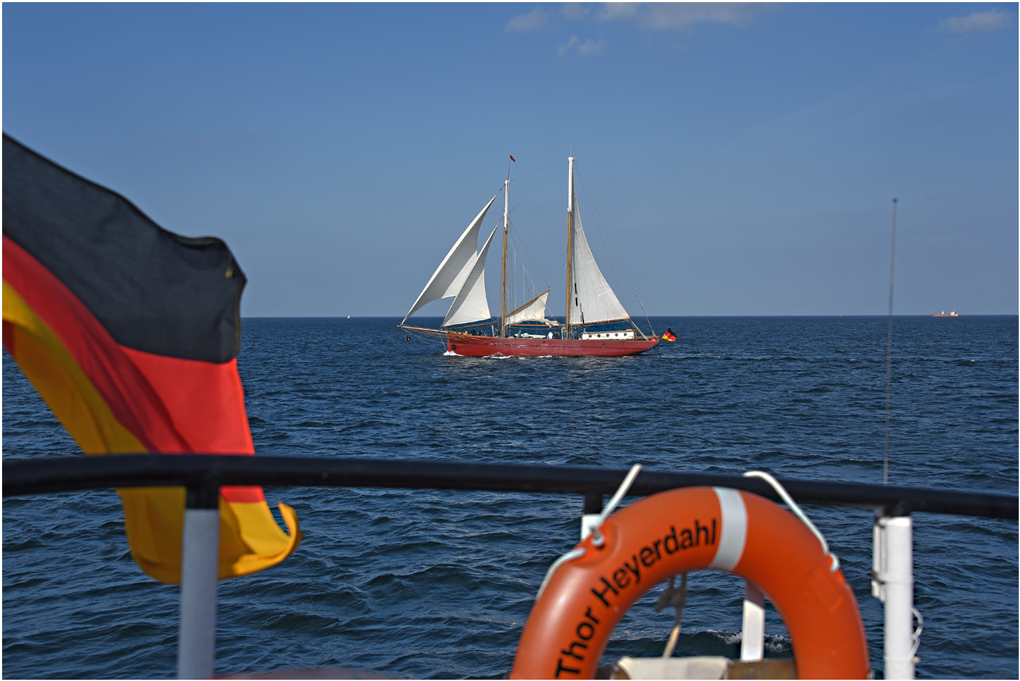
[443,224,498,327]
[504,291,552,325]
[568,163,630,325]
[402,191,500,324]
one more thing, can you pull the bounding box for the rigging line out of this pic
[510,159,567,214]
[507,220,550,291]
[883,198,897,486]
[499,234,526,311]
[579,170,632,300]
[635,295,655,336]
[501,160,562,306]
[514,253,542,313]
[509,243,533,311]
[576,170,629,304]
[508,157,567,184]
[513,244,539,299]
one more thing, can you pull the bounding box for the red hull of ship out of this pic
[446,333,659,357]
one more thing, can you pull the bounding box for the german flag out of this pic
[662,327,677,342]
[2,134,300,584]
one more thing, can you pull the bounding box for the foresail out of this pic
[505,291,551,325]
[442,224,498,328]
[402,191,500,323]
[570,204,630,324]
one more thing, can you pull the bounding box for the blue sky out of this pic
[4,3,1016,317]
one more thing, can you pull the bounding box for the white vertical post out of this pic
[177,507,220,679]
[580,513,601,541]
[872,517,885,600]
[873,515,915,680]
[581,492,602,541]
[740,582,766,661]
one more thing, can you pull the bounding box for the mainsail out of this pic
[568,161,630,325]
[402,191,500,324]
[443,225,498,327]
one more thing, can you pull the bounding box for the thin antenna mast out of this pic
[883,198,897,485]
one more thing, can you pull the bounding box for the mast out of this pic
[500,177,510,338]
[564,156,574,336]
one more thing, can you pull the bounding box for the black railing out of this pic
[3,454,1016,519]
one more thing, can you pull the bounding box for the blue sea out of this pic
[3,316,1017,679]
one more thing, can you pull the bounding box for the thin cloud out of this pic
[560,4,590,22]
[557,34,604,56]
[506,8,549,32]
[595,2,777,30]
[596,3,640,22]
[940,9,1013,33]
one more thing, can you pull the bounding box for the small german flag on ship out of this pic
[662,327,677,342]
[2,134,300,584]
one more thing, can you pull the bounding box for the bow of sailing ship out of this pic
[398,157,660,357]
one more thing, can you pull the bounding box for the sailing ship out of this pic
[399,157,660,357]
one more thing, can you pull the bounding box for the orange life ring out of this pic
[510,487,869,679]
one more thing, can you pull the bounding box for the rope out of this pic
[535,464,643,598]
[635,294,656,337]
[910,606,923,658]
[590,464,642,547]
[508,157,565,185]
[576,170,628,306]
[655,573,688,658]
[507,231,550,299]
[535,547,586,599]
[743,470,840,572]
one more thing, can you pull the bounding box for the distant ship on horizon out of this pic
[932,310,959,317]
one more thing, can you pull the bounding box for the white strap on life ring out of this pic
[744,470,840,572]
[708,487,747,571]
